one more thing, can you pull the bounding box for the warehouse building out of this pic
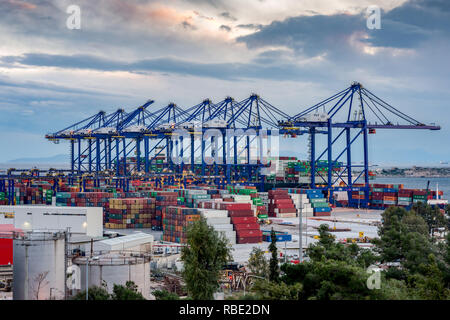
[0,206,103,237]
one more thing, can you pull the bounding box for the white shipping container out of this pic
[211,224,234,231]
[206,217,231,225]
[198,209,228,218]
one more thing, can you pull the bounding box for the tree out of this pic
[411,202,447,237]
[111,281,145,300]
[152,289,180,300]
[268,228,279,282]
[248,247,269,278]
[73,285,110,300]
[181,216,231,300]
[251,279,302,300]
[376,206,434,275]
[32,271,49,300]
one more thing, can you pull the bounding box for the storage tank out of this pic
[73,253,151,299]
[13,231,66,300]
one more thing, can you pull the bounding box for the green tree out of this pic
[375,206,434,273]
[181,216,231,300]
[411,202,447,237]
[73,285,110,300]
[152,289,180,300]
[251,279,302,300]
[248,247,269,278]
[111,281,145,300]
[268,228,279,282]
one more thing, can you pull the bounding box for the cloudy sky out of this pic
[0,0,449,165]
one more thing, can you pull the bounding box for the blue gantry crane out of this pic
[278,82,440,207]
[43,82,440,203]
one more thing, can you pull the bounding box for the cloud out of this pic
[2,52,326,81]
[236,23,263,30]
[219,11,237,21]
[237,0,450,57]
[219,25,231,32]
[182,20,197,30]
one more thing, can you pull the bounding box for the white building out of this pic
[93,232,154,253]
[0,206,103,237]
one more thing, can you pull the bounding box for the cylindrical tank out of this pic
[13,231,66,300]
[73,253,151,299]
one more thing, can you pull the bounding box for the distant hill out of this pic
[6,154,68,164]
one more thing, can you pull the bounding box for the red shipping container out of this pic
[277,208,297,214]
[220,203,251,210]
[228,210,254,217]
[233,223,260,231]
[273,199,293,204]
[276,203,295,209]
[237,236,262,244]
[236,229,262,237]
[314,212,331,217]
[371,192,383,197]
[231,216,257,224]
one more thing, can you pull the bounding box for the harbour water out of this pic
[372,176,450,200]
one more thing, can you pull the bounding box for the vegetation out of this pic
[247,247,269,278]
[268,228,280,282]
[181,216,232,300]
[152,289,180,300]
[73,281,145,300]
[243,204,450,300]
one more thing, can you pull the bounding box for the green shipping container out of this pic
[310,198,327,204]
[312,202,330,208]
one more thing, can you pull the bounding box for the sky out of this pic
[0,0,449,165]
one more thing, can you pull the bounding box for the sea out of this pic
[372,176,450,200]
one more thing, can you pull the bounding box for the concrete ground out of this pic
[108,208,384,265]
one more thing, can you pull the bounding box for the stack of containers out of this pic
[398,189,413,207]
[219,203,262,244]
[199,208,236,245]
[382,187,398,207]
[0,192,6,205]
[304,189,331,216]
[162,207,201,243]
[370,186,384,208]
[267,189,297,218]
[412,190,427,203]
[106,198,154,229]
[287,191,313,217]
[153,191,178,230]
[258,192,269,219]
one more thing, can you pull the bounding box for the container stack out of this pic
[199,208,236,245]
[267,189,297,218]
[105,198,154,229]
[397,189,413,207]
[257,192,269,219]
[153,192,178,230]
[412,190,427,204]
[289,192,314,217]
[219,203,262,244]
[162,207,201,243]
[305,189,331,216]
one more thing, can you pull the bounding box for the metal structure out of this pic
[278,82,440,207]
[40,82,442,205]
[44,95,290,187]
